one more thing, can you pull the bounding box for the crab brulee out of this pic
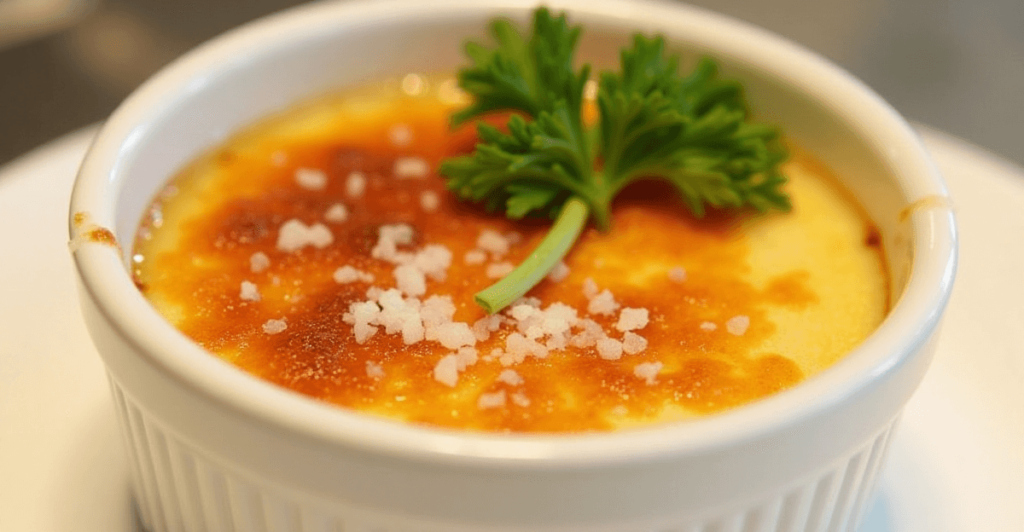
[130,74,888,433]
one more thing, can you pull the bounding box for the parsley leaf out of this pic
[441,8,790,313]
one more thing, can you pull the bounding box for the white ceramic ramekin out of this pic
[69,1,957,531]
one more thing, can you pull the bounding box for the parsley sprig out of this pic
[441,8,790,314]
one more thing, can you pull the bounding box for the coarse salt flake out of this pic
[276,219,333,252]
[394,156,429,179]
[435,322,476,350]
[388,123,413,147]
[486,262,515,279]
[371,223,415,263]
[420,190,440,212]
[477,229,510,257]
[587,289,619,316]
[456,346,479,370]
[240,281,260,302]
[477,390,507,409]
[346,171,366,198]
[622,332,648,355]
[464,249,487,265]
[433,354,459,387]
[333,265,374,284]
[393,263,427,296]
[700,321,717,331]
[547,261,570,282]
[634,361,664,385]
[727,315,750,336]
[582,277,599,299]
[366,361,385,379]
[413,244,452,281]
[262,319,287,334]
[510,391,531,407]
[295,167,327,190]
[596,338,624,360]
[249,252,270,273]
[324,203,349,223]
[615,307,649,332]
[497,369,524,386]
[668,266,687,283]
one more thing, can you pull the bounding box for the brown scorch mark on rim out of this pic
[898,194,953,223]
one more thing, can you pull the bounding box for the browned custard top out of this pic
[133,78,888,433]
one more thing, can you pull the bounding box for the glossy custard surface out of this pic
[132,78,888,432]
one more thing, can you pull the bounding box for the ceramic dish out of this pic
[68,1,957,531]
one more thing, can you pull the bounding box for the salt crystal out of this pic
[371,223,415,263]
[295,167,327,190]
[366,361,385,379]
[346,171,366,198]
[615,307,649,332]
[262,319,287,334]
[726,315,750,336]
[433,354,459,387]
[668,266,687,283]
[401,318,425,345]
[622,332,648,355]
[633,362,664,385]
[477,390,506,409]
[420,190,440,212]
[393,263,427,296]
[249,252,270,273]
[333,265,374,284]
[413,244,452,281]
[486,262,515,279]
[324,203,349,223]
[240,281,261,302]
[464,249,487,265]
[472,315,502,342]
[497,369,524,386]
[456,346,478,370]
[582,278,599,299]
[596,338,624,360]
[477,229,510,257]
[421,295,456,337]
[524,325,545,340]
[587,289,619,316]
[394,156,430,179]
[435,322,476,349]
[505,332,548,360]
[276,219,333,252]
[510,391,531,407]
[547,261,570,282]
[544,333,568,351]
[700,321,717,331]
[569,319,605,349]
[388,123,413,147]
[510,304,541,322]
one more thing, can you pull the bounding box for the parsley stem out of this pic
[474,197,589,313]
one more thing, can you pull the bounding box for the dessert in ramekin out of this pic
[69,1,956,530]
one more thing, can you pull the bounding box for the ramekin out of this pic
[69,1,957,531]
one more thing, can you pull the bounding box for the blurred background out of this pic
[0,0,1021,167]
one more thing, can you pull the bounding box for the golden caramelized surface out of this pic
[132,77,888,432]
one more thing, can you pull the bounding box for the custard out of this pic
[132,77,888,432]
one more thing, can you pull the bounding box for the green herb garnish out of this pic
[440,8,790,314]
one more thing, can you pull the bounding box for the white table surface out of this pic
[1,125,1021,531]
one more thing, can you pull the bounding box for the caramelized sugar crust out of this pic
[133,79,888,432]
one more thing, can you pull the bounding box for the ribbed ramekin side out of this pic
[108,372,900,532]
[676,418,897,532]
